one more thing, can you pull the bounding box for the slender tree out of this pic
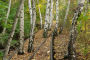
[28,0,36,53]
[43,0,50,38]
[49,0,53,29]
[2,0,11,34]
[39,5,43,29]
[18,3,24,55]
[28,0,32,52]
[37,0,43,29]
[3,0,25,60]
[54,0,59,35]
[56,0,59,29]
[28,0,32,26]
[68,0,85,60]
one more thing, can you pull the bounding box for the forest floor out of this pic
[7,28,90,60]
[8,29,70,60]
[54,30,69,60]
[9,29,52,60]
[6,21,90,60]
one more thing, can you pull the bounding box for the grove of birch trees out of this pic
[0,0,90,60]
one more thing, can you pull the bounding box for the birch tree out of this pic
[2,0,11,34]
[37,0,43,29]
[68,0,85,60]
[56,0,59,29]
[49,0,53,29]
[28,0,32,26]
[39,6,43,29]
[43,0,50,38]
[28,0,36,53]
[3,0,25,60]
[54,0,59,35]
[18,3,24,55]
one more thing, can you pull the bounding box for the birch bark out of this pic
[18,3,24,55]
[49,0,53,29]
[43,0,50,38]
[3,0,24,60]
[28,0,36,52]
[28,0,32,25]
[2,0,11,34]
[37,0,43,29]
[68,0,85,60]
[39,6,43,29]
[56,0,59,29]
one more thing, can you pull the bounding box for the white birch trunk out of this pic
[39,7,43,29]
[18,3,24,54]
[32,0,36,38]
[68,0,85,60]
[28,0,32,25]
[2,0,11,34]
[48,0,50,27]
[56,0,59,28]
[3,0,25,60]
[49,0,53,28]
[37,0,43,29]
[43,0,50,38]
[45,0,50,28]
[28,0,36,52]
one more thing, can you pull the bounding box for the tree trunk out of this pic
[43,0,50,38]
[56,0,59,29]
[28,0,32,25]
[37,0,43,29]
[2,0,11,34]
[54,0,59,35]
[28,0,36,53]
[18,3,24,55]
[3,0,24,60]
[68,0,85,60]
[28,0,33,52]
[39,7,43,29]
[49,0,53,29]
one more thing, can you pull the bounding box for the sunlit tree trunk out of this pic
[2,0,11,34]
[54,0,59,35]
[37,0,43,29]
[39,7,43,29]
[28,0,36,53]
[49,0,53,29]
[56,0,59,29]
[43,0,50,38]
[28,0,33,52]
[3,0,24,60]
[28,0,32,26]
[68,0,85,60]
[18,3,24,55]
